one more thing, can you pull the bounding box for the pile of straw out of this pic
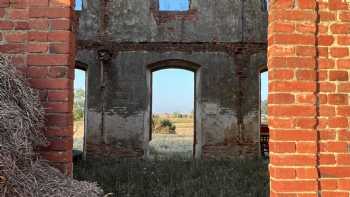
[0,56,103,197]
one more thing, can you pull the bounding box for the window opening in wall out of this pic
[149,68,195,159]
[159,0,190,11]
[73,69,86,161]
[260,70,269,158]
[75,0,82,11]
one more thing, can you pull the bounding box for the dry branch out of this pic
[0,56,103,197]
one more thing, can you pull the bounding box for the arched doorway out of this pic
[145,60,201,158]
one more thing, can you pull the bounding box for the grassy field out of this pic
[149,134,194,159]
[166,115,194,136]
[150,115,194,158]
[73,117,194,153]
[73,120,84,151]
[73,117,269,196]
[154,114,194,135]
[74,158,269,197]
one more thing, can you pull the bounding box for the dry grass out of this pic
[74,158,269,197]
[150,115,194,158]
[74,121,84,151]
[157,115,194,136]
[149,134,194,159]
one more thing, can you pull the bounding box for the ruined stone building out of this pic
[76,0,268,158]
[1,0,350,196]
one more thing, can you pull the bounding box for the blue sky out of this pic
[261,72,268,101]
[74,0,269,113]
[75,0,190,11]
[75,0,82,10]
[159,0,189,11]
[152,69,194,113]
[75,70,85,89]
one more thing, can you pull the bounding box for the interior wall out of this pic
[76,49,266,158]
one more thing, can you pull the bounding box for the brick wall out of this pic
[1,0,349,192]
[269,0,350,196]
[0,0,75,175]
[318,0,350,196]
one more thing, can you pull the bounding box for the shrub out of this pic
[153,118,176,134]
[160,119,176,131]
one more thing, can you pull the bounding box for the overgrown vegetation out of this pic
[74,88,85,121]
[152,116,176,134]
[0,56,103,196]
[149,135,193,159]
[74,158,269,197]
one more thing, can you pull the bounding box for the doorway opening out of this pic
[259,69,269,158]
[73,68,87,161]
[147,62,198,159]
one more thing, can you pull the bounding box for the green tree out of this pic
[74,89,85,121]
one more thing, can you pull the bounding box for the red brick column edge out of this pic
[318,0,350,196]
[0,0,75,176]
[268,0,350,196]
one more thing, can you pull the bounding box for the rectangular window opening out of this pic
[159,0,190,11]
[75,0,83,11]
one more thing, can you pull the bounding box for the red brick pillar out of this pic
[0,0,75,175]
[269,0,350,196]
[268,0,319,196]
[318,0,350,196]
[0,0,28,71]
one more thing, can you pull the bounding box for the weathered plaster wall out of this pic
[77,0,268,43]
[76,0,268,158]
[77,49,266,158]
